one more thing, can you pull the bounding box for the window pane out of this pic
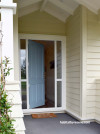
[20,39,26,79]
[21,82,27,109]
[57,41,62,79]
[57,81,62,107]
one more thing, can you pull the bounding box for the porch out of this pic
[0,0,100,133]
[24,113,100,134]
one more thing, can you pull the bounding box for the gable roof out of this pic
[18,0,100,22]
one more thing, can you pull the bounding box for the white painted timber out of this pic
[1,0,13,3]
[44,2,69,22]
[17,0,100,22]
[6,81,25,133]
[96,80,100,122]
[49,0,73,15]
[10,105,23,118]
[18,0,42,9]
[19,34,66,113]
[40,0,48,12]
[13,118,25,132]
[19,2,40,17]
[7,90,22,105]
[73,0,98,14]
[80,6,87,119]
[66,7,81,117]
[1,3,14,80]
[0,1,25,133]
[16,132,25,134]
[17,0,79,22]
[0,0,17,14]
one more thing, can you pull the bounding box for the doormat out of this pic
[32,113,57,119]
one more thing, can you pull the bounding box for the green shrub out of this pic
[0,57,15,134]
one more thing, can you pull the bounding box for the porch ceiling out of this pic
[18,0,100,22]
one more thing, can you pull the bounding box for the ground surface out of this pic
[24,113,100,134]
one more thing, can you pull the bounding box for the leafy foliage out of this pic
[21,59,26,79]
[0,57,15,134]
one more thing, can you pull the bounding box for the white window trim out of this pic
[19,33,66,114]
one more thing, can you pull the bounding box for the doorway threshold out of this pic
[23,108,65,115]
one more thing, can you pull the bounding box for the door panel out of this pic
[28,40,45,109]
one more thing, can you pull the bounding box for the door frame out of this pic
[19,34,66,114]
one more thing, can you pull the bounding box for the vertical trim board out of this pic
[80,6,87,118]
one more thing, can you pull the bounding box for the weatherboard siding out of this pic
[66,7,81,116]
[86,10,100,121]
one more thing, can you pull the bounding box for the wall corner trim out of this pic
[80,6,87,119]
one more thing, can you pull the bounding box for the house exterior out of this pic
[0,0,100,133]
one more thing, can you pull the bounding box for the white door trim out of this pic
[19,33,66,114]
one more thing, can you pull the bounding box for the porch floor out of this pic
[24,113,100,134]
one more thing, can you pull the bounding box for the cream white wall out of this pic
[15,3,100,122]
[86,9,100,121]
[66,7,81,117]
[19,11,66,36]
[66,6,100,122]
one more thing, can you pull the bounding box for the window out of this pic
[20,39,27,109]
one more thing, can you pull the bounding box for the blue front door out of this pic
[28,40,45,109]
